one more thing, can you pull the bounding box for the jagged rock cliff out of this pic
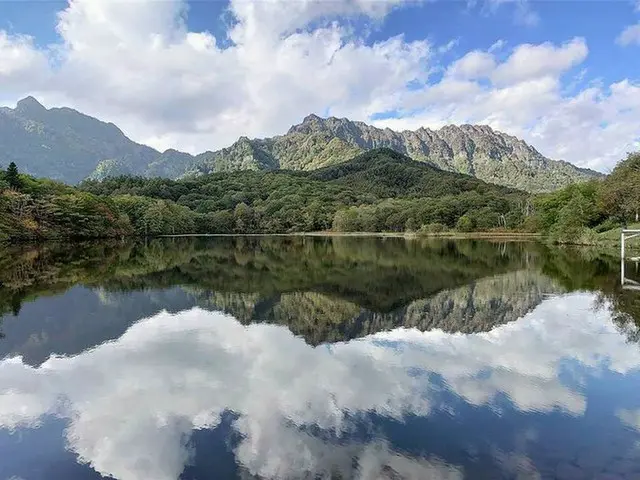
[194,114,601,192]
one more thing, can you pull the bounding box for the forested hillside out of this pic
[0,163,131,241]
[80,149,528,234]
[0,162,195,240]
[530,152,640,244]
[2,148,639,244]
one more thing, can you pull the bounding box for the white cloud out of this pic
[374,37,640,171]
[488,39,506,53]
[446,50,496,79]
[617,23,640,46]
[491,38,587,86]
[0,293,638,478]
[0,32,49,97]
[0,0,638,171]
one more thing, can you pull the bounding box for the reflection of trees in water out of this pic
[2,237,640,346]
[595,291,640,344]
[195,269,563,344]
[542,247,640,345]
[0,236,535,317]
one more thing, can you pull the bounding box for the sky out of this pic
[0,0,639,172]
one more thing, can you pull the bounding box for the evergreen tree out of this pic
[6,162,21,190]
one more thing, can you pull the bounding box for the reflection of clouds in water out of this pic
[0,293,638,479]
[372,292,640,416]
[234,422,462,480]
[618,409,640,433]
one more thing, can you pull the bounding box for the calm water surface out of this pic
[0,237,639,479]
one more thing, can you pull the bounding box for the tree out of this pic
[599,152,640,224]
[6,162,21,190]
[332,207,360,232]
[456,215,474,232]
[234,202,255,233]
[405,217,417,232]
[551,191,592,243]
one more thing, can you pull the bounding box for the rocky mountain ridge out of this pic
[0,97,602,191]
[195,114,601,192]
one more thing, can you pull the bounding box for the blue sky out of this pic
[4,1,637,83]
[0,0,639,170]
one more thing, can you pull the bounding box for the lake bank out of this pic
[6,228,640,253]
[159,231,543,240]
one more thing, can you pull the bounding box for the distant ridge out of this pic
[0,97,602,191]
[193,114,603,192]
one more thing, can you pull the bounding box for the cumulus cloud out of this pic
[0,32,50,95]
[0,0,638,170]
[374,38,640,171]
[0,293,638,479]
[446,50,496,79]
[617,23,640,46]
[491,38,587,86]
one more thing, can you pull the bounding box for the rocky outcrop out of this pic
[194,115,601,192]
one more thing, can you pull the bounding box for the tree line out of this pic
[1,149,639,242]
[530,152,640,243]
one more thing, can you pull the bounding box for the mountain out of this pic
[1,97,601,191]
[0,97,203,184]
[193,114,602,192]
[0,97,155,183]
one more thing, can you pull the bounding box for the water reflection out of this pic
[0,237,639,479]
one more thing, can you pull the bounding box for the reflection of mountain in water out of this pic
[0,269,562,365]
[197,270,563,344]
[0,237,535,358]
[2,236,639,366]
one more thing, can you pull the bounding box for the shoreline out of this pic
[6,231,640,251]
[158,231,543,240]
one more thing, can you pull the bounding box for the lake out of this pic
[0,236,639,479]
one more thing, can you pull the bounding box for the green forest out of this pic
[1,149,639,244]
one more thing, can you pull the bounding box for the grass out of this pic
[598,222,640,242]
[588,222,640,254]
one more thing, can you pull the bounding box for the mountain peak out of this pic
[302,113,323,124]
[288,113,329,135]
[16,96,46,114]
